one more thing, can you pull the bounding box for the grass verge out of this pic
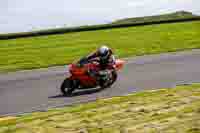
[0,21,200,72]
[1,84,200,133]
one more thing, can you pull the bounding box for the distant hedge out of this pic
[1,17,200,40]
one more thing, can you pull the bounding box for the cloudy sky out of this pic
[1,0,200,33]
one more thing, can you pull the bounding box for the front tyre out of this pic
[107,70,118,87]
[100,70,118,88]
[110,70,118,85]
[60,78,75,95]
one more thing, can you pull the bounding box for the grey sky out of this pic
[1,0,200,33]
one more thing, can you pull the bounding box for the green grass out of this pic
[0,21,200,72]
[112,11,198,24]
[1,84,200,133]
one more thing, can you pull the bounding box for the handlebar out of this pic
[87,59,100,64]
[76,58,100,67]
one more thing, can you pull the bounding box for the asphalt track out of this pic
[1,49,200,116]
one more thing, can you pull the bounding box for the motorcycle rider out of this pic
[79,45,116,81]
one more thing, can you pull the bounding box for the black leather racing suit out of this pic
[81,49,116,81]
[86,49,115,69]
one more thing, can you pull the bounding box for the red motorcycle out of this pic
[60,58,125,95]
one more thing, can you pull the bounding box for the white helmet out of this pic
[99,45,109,58]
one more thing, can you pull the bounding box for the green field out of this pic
[0,21,200,72]
[112,11,198,24]
[1,84,200,133]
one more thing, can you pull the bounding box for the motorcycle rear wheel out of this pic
[60,78,75,95]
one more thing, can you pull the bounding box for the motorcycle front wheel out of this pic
[100,70,118,88]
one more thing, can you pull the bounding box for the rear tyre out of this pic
[60,78,75,95]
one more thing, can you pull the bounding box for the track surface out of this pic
[1,50,200,116]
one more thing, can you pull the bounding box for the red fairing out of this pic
[68,59,125,87]
[115,59,125,70]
